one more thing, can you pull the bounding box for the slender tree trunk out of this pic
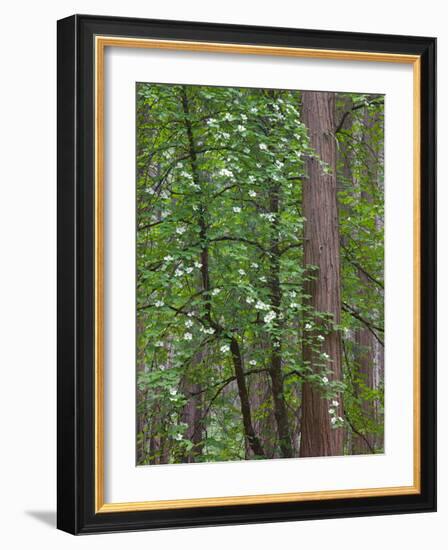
[352,107,383,454]
[230,338,265,457]
[136,318,148,464]
[180,347,205,462]
[250,367,277,457]
[300,91,344,457]
[352,277,376,454]
[268,181,293,458]
[180,86,264,458]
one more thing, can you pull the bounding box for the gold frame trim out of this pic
[94,35,421,513]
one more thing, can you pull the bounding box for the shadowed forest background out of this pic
[136,83,384,465]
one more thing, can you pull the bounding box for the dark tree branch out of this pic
[335,98,384,134]
[188,368,269,397]
[342,302,384,347]
[343,408,376,454]
[341,244,384,289]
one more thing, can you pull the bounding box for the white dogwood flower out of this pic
[219,168,234,178]
[260,213,276,222]
[263,311,277,324]
[220,344,230,353]
[184,332,193,341]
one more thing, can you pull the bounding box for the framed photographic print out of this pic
[57,14,436,534]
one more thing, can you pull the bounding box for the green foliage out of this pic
[136,84,384,464]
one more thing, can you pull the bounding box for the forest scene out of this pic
[136,82,384,465]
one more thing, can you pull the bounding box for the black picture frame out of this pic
[57,14,436,534]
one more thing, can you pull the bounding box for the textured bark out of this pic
[300,91,344,457]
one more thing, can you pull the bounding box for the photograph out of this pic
[55,13,435,534]
[135,82,385,465]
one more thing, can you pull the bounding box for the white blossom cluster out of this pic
[219,168,234,178]
[328,400,344,426]
[263,310,277,324]
[255,300,270,311]
[259,213,276,222]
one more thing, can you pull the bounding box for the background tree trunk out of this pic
[351,107,383,454]
[300,91,344,457]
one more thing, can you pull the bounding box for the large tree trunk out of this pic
[300,91,344,457]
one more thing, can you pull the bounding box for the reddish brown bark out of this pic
[300,91,344,457]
